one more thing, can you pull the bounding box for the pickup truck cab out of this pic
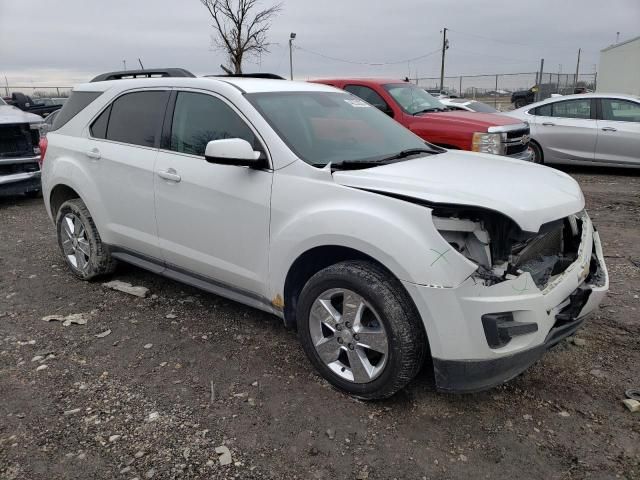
[6,92,63,118]
[312,79,532,161]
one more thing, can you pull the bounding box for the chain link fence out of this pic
[415,72,598,111]
[2,86,72,99]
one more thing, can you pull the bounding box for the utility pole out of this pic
[289,33,296,80]
[536,58,544,101]
[616,31,620,44]
[439,27,448,92]
[138,58,145,70]
[122,60,127,71]
[574,48,581,90]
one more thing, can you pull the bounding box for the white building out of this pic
[597,35,640,96]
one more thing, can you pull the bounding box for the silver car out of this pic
[506,93,640,167]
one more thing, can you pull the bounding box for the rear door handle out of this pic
[157,168,181,183]
[85,148,101,160]
[541,122,555,126]
[601,127,617,132]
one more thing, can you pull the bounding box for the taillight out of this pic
[38,137,48,167]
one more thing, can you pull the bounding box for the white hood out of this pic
[0,105,43,124]
[332,151,584,232]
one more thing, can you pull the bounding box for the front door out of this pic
[531,98,597,163]
[595,98,640,166]
[154,90,272,300]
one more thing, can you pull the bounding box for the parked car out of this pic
[6,92,63,117]
[425,88,458,99]
[440,97,499,113]
[505,93,640,166]
[42,70,608,399]
[312,78,532,161]
[0,96,43,197]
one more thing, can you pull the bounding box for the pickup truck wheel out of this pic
[297,260,426,400]
[55,198,116,280]
[514,98,528,109]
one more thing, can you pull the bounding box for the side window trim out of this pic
[86,88,171,149]
[162,88,272,169]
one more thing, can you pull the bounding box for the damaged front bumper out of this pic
[403,214,608,393]
[0,156,42,196]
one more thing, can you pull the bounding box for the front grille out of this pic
[510,221,579,289]
[0,124,38,159]
[502,126,530,156]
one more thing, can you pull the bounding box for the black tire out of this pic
[55,198,116,280]
[530,141,544,164]
[24,189,42,199]
[297,260,427,400]
[514,98,528,109]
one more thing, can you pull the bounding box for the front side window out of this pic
[383,84,446,114]
[106,91,169,147]
[601,98,640,123]
[550,99,591,119]
[170,92,257,156]
[344,85,390,112]
[247,91,431,167]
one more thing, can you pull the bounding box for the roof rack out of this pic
[90,68,196,82]
[205,73,285,80]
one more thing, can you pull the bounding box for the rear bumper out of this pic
[403,214,608,393]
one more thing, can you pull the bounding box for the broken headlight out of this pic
[432,215,492,269]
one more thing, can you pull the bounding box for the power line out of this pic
[293,45,441,66]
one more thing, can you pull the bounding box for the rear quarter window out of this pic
[51,91,103,131]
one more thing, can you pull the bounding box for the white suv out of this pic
[41,69,608,399]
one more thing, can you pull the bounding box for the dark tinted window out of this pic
[90,105,111,138]
[51,91,102,131]
[551,99,591,119]
[344,85,390,111]
[601,99,640,123]
[107,91,169,147]
[170,92,257,156]
[532,104,552,116]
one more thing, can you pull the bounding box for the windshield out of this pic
[383,84,446,114]
[247,91,433,167]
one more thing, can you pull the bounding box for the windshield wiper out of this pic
[313,148,439,171]
[377,148,439,162]
[413,107,441,115]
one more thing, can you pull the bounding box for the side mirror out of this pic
[204,138,264,168]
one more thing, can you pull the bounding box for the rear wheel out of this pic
[297,260,426,400]
[55,198,116,280]
[514,98,528,109]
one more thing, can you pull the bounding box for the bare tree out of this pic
[201,0,282,74]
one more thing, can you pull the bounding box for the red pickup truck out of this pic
[311,78,532,161]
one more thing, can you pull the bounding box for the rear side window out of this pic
[90,105,111,138]
[169,91,257,156]
[51,91,102,131]
[551,99,591,119]
[106,91,169,147]
[531,104,552,116]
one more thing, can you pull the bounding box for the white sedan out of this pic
[504,93,640,167]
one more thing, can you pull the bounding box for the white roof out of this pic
[73,76,339,94]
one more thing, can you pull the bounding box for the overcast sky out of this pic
[1,0,639,88]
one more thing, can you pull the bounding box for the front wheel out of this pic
[514,98,528,109]
[297,261,427,400]
[530,141,544,164]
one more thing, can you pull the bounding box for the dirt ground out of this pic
[1,166,639,480]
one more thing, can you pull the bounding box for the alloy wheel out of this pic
[60,213,90,273]
[308,288,389,383]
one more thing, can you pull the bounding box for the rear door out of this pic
[87,89,169,259]
[595,97,640,166]
[529,98,597,163]
[153,89,272,298]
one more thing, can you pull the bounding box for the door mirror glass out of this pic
[204,138,263,167]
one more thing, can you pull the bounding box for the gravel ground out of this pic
[1,166,639,480]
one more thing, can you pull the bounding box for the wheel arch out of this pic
[49,184,81,219]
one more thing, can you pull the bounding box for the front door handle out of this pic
[601,127,617,132]
[541,122,555,126]
[85,148,101,160]
[157,168,181,183]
